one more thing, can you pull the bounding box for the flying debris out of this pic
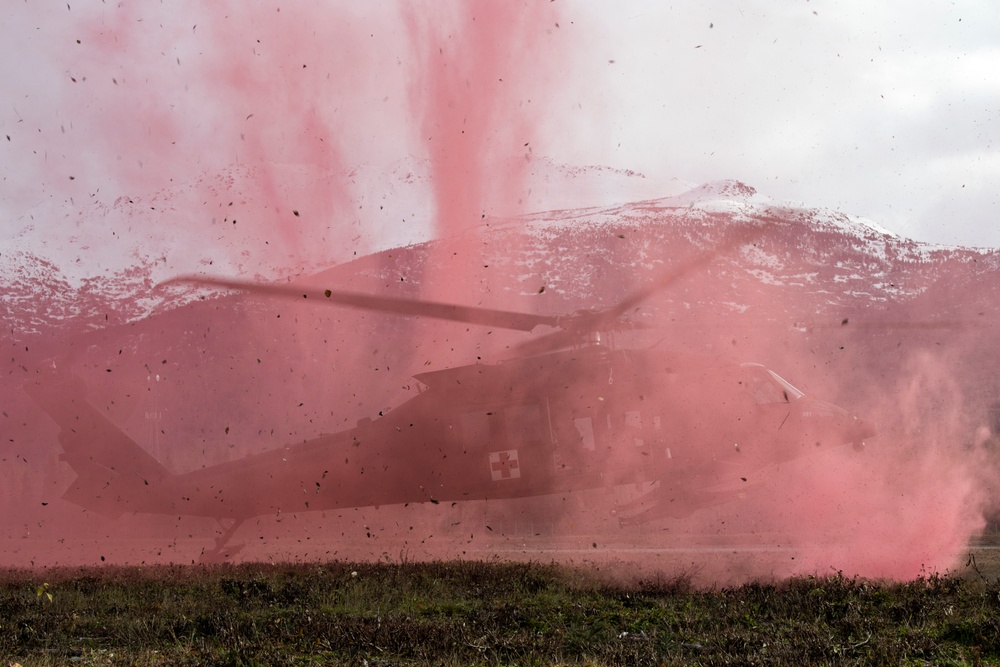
[24,238,874,561]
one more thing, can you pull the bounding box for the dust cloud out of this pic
[2,2,995,584]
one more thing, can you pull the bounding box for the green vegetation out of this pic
[1,560,998,666]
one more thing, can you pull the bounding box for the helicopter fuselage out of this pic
[42,345,872,522]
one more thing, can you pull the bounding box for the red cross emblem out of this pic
[489,449,521,481]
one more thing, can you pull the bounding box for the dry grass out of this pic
[1,559,999,666]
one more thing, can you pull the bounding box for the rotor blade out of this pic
[579,227,757,331]
[512,318,655,356]
[158,276,559,333]
[513,329,587,357]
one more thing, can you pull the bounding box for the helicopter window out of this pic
[624,410,644,447]
[573,417,596,451]
[741,365,803,404]
[767,369,805,400]
[747,377,787,404]
[505,404,543,446]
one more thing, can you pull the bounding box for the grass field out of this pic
[3,554,1000,666]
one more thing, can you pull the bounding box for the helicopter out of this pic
[22,241,875,560]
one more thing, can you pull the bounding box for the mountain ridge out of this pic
[4,166,999,349]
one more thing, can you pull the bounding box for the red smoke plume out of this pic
[2,2,992,584]
[403,3,559,237]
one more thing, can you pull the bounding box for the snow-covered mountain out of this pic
[6,165,1000,390]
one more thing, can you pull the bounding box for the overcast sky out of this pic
[571,1,1000,248]
[2,0,998,254]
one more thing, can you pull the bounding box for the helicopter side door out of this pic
[458,401,553,496]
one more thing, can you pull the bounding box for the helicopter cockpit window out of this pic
[768,369,805,400]
[573,417,596,450]
[740,364,805,404]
